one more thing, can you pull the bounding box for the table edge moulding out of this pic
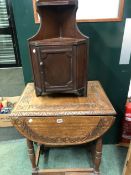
[11,81,116,117]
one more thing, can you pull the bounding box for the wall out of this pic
[12,0,131,143]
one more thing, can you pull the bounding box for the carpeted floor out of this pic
[0,139,127,175]
[0,67,25,97]
[0,68,25,141]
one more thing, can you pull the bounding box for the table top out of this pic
[11,81,116,117]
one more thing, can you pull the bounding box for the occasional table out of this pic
[11,81,116,175]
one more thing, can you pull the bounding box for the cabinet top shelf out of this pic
[37,0,77,7]
[30,37,86,46]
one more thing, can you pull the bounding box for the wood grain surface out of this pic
[29,0,88,97]
[35,168,94,175]
[10,81,116,146]
[10,81,116,174]
[13,116,114,146]
[11,81,116,117]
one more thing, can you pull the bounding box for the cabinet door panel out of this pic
[39,46,74,91]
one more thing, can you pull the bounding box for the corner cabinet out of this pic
[28,0,89,96]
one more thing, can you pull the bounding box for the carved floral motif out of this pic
[11,82,116,117]
[13,117,114,145]
[11,81,116,145]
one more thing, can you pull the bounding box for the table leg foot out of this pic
[27,139,38,172]
[94,137,102,174]
[94,170,100,175]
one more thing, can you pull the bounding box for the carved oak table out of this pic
[11,81,116,175]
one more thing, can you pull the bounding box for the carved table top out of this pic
[11,81,116,117]
[10,81,116,146]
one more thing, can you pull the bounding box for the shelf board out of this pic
[30,37,86,46]
[37,0,77,7]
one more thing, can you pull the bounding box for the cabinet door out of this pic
[39,46,74,92]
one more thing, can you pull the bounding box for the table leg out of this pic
[27,139,38,174]
[94,137,102,175]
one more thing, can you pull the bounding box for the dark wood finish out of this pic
[94,138,102,174]
[27,138,95,175]
[33,168,94,175]
[29,0,89,97]
[13,116,114,146]
[35,143,41,166]
[11,81,116,117]
[27,139,38,173]
[11,81,116,175]
[26,138,103,175]
[11,81,116,146]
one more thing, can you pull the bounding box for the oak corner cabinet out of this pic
[11,81,116,175]
[28,0,89,97]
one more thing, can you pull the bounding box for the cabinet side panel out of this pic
[76,43,88,89]
[29,45,43,94]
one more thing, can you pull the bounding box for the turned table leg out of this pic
[27,139,38,174]
[94,137,102,175]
